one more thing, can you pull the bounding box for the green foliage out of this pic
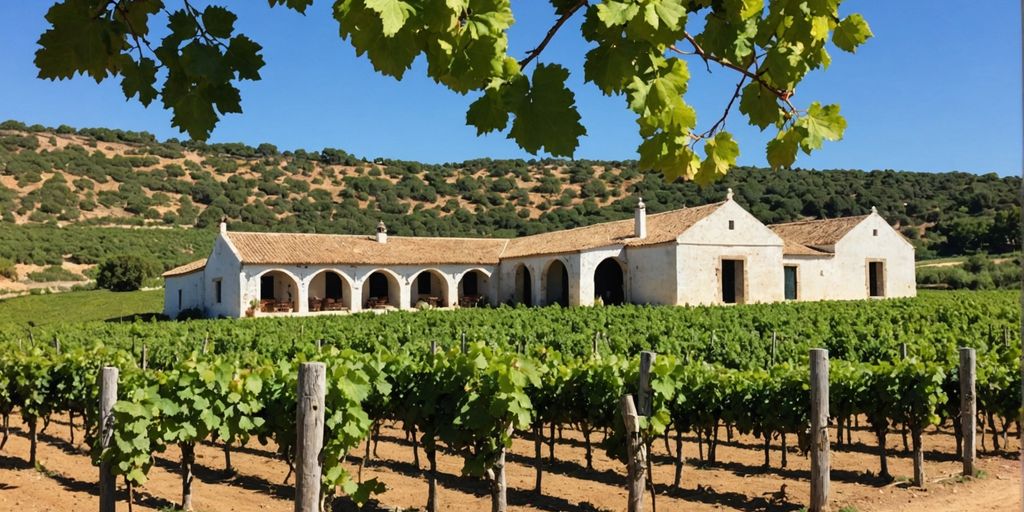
[0,257,16,280]
[0,290,1019,507]
[96,254,162,291]
[31,1,872,179]
[0,122,1016,260]
[917,255,1021,290]
[0,289,163,326]
[26,264,85,283]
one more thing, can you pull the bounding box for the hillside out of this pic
[0,120,1018,290]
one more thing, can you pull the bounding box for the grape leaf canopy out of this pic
[33,0,871,182]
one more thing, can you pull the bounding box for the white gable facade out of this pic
[163,193,916,319]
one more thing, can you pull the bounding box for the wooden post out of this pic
[959,348,976,477]
[141,344,148,371]
[770,331,777,366]
[899,343,907,359]
[620,395,646,512]
[430,339,438,356]
[295,362,326,512]
[637,351,656,417]
[99,367,118,512]
[809,349,830,512]
[53,337,61,354]
[461,332,467,352]
[592,332,600,358]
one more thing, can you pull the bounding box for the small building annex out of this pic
[162,190,916,319]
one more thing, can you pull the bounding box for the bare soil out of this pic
[0,414,1018,511]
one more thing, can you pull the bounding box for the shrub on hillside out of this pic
[96,254,162,291]
[0,257,16,280]
[27,265,85,282]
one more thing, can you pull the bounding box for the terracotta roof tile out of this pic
[769,215,869,250]
[219,203,726,265]
[502,202,725,258]
[162,258,207,277]
[781,241,833,257]
[225,232,508,266]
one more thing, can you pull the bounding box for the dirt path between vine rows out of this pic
[0,413,1019,511]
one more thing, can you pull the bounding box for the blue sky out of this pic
[0,2,1020,175]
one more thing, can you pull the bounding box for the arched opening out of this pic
[458,269,490,307]
[514,265,532,306]
[362,270,401,309]
[545,260,569,306]
[593,258,626,305]
[308,270,353,312]
[258,270,300,313]
[411,269,449,308]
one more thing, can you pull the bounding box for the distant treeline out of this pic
[0,120,1018,266]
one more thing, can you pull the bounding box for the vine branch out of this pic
[671,32,798,114]
[519,0,588,69]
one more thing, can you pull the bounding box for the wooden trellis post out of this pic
[959,348,976,477]
[620,395,646,512]
[99,367,118,512]
[637,351,656,416]
[295,362,326,512]
[809,349,830,512]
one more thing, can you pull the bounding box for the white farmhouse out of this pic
[162,190,915,319]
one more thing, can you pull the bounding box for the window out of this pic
[214,279,222,303]
[177,289,183,310]
[784,266,798,300]
[728,220,735,230]
[872,229,878,236]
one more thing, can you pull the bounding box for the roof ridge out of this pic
[516,201,725,240]
[768,214,869,227]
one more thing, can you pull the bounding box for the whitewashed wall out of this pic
[624,243,677,305]
[163,271,205,318]
[831,214,916,299]
[203,234,244,318]
[676,200,786,305]
[779,255,833,301]
[780,213,915,301]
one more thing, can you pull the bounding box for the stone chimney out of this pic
[219,218,228,234]
[634,196,647,239]
[726,188,734,201]
[376,220,388,244]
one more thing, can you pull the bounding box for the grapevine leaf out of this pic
[364,0,415,37]
[507,64,586,157]
[596,1,640,27]
[766,128,800,170]
[121,57,159,106]
[35,0,123,82]
[795,102,846,152]
[267,0,315,13]
[832,14,872,53]
[466,84,511,134]
[738,82,782,130]
[225,35,265,81]
[202,6,237,39]
[695,131,739,185]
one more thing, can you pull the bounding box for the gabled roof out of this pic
[502,201,725,258]
[214,202,726,266]
[769,215,869,255]
[162,258,207,277]
[225,232,509,266]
